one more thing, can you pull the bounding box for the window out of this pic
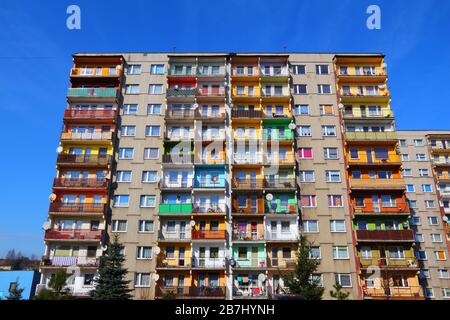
[138,220,154,233]
[294,84,307,94]
[431,234,443,243]
[335,274,352,287]
[415,233,424,242]
[374,148,388,160]
[292,65,306,74]
[145,125,161,137]
[416,153,427,161]
[127,64,141,74]
[142,171,158,183]
[319,105,333,115]
[388,246,405,259]
[125,84,140,94]
[148,84,163,94]
[403,169,412,177]
[317,84,332,94]
[303,220,319,233]
[339,66,348,75]
[299,170,315,182]
[328,195,343,207]
[419,169,429,177]
[411,216,420,225]
[333,246,349,259]
[301,195,317,207]
[281,221,290,233]
[406,184,415,192]
[321,125,336,136]
[140,195,156,208]
[147,104,161,115]
[297,126,311,136]
[424,288,434,298]
[144,148,159,160]
[121,125,136,137]
[294,104,309,115]
[414,139,423,146]
[399,139,407,147]
[150,64,164,74]
[124,104,138,115]
[119,148,134,159]
[325,170,341,182]
[323,147,338,159]
[434,250,447,261]
[83,274,95,286]
[425,200,435,208]
[137,246,152,259]
[442,288,450,298]
[298,148,313,159]
[113,195,129,207]
[350,148,359,159]
[315,65,329,74]
[416,250,427,260]
[330,220,346,232]
[420,269,430,279]
[428,216,439,225]
[135,273,150,287]
[309,247,321,259]
[421,184,432,193]
[112,220,127,232]
[438,270,449,279]
[401,154,410,161]
[117,170,132,182]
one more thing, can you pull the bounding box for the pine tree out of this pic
[330,283,350,300]
[7,279,24,300]
[90,234,132,300]
[34,269,72,300]
[284,234,324,300]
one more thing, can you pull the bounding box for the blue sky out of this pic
[0,0,449,257]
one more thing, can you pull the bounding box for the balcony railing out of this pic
[341,91,390,98]
[263,178,296,189]
[56,154,111,166]
[264,155,296,165]
[158,204,193,214]
[265,203,298,215]
[232,199,265,214]
[64,109,116,120]
[234,257,267,268]
[196,88,225,97]
[232,231,264,241]
[158,231,190,241]
[166,88,197,97]
[263,112,290,119]
[192,203,226,214]
[363,286,423,299]
[262,130,294,140]
[233,154,264,165]
[44,229,103,240]
[265,233,299,241]
[60,132,113,141]
[352,201,409,215]
[231,109,263,118]
[67,88,117,98]
[49,203,105,213]
[192,230,226,240]
[267,258,296,268]
[165,109,195,119]
[347,155,402,165]
[164,133,194,141]
[160,180,192,189]
[162,154,194,164]
[156,257,191,268]
[195,110,226,120]
[261,91,290,98]
[196,67,226,77]
[191,257,226,268]
[358,257,418,269]
[345,131,397,141]
[193,179,226,188]
[232,179,264,189]
[71,67,120,77]
[41,256,99,267]
[155,286,226,297]
[53,178,108,188]
[343,112,393,119]
[349,178,406,190]
[356,230,415,242]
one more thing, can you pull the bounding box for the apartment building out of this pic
[39,52,446,300]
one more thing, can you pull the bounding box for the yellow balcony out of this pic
[349,178,406,190]
[345,131,397,143]
[71,67,121,77]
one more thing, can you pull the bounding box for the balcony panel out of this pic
[358,257,418,269]
[49,203,105,213]
[158,232,191,241]
[44,229,103,241]
[56,154,111,166]
[165,109,196,120]
[234,257,267,269]
[349,178,406,190]
[63,109,116,122]
[60,132,113,142]
[71,67,121,77]
[232,179,264,190]
[166,88,197,97]
[356,230,414,242]
[41,256,99,268]
[67,87,117,98]
[263,178,296,189]
[345,131,398,142]
[352,201,409,215]
[191,257,226,269]
[162,154,194,164]
[192,203,226,214]
[53,178,108,189]
[192,230,226,240]
[232,231,264,241]
[363,286,423,300]
[158,204,193,215]
[231,109,263,119]
[267,258,296,268]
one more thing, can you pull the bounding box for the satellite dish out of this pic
[443,216,449,223]
[258,273,266,282]
[151,274,160,282]
[190,220,196,227]
[42,221,51,231]
[382,62,387,69]
[154,246,161,255]
[288,122,296,130]
[49,193,57,202]
[338,103,344,109]
[101,245,108,251]
[266,193,273,201]
[229,259,236,267]
[56,146,63,153]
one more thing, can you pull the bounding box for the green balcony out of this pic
[67,88,117,97]
[159,203,193,215]
[262,129,294,141]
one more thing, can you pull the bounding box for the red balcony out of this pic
[44,229,103,241]
[63,109,116,122]
[49,203,105,213]
[192,230,226,240]
[356,230,414,242]
[53,178,108,189]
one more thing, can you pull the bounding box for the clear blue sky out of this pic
[0,0,449,257]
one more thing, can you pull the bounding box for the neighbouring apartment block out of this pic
[38,52,450,300]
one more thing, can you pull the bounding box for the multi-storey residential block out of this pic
[40,52,450,300]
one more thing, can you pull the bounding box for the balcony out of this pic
[340,91,390,103]
[337,71,387,83]
[192,203,226,214]
[362,286,423,300]
[264,154,296,166]
[196,88,226,98]
[192,230,226,240]
[267,258,296,268]
[155,286,226,298]
[232,199,265,215]
[196,67,226,77]
[265,233,299,241]
[262,130,294,141]
[349,178,406,190]
[352,201,410,215]
[164,109,195,120]
[70,67,120,77]
[158,204,193,215]
[433,159,450,167]
[343,111,393,120]
[193,179,226,189]
[156,257,191,268]
[160,180,192,190]
[67,88,117,101]
[232,179,264,190]
[200,131,226,141]
[356,230,415,242]
[345,131,398,142]
[53,178,108,189]
[265,203,298,215]
[166,88,197,97]
[60,131,113,142]
[347,155,402,167]
[44,229,103,241]
[234,257,267,269]
[232,231,264,241]
[195,110,226,121]
[261,91,290,100]
[41,256,99,268]
[162,154,194,164]
[56,154,111,167]
[49,203,105,214]
[263,112,291,119]
[358,257,418,270]
[233,154,264,165]
[259,69,289,78]
[63,109,116,122]
[191,257,226,269]
[263,178,296,189]
[231,109,263,119]
[164,133,194,141]
[158,231,191,242]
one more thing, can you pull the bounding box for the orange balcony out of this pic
[349,178,406,190]
[231,198,265,215]
[362,286,424,300]
[70,67,121,77]
[63,109,116,123]
[192,230,226,240]
[60,131,113,143]
[231,179,264,190]
[352,201,409,215]
[49,202,105,214]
